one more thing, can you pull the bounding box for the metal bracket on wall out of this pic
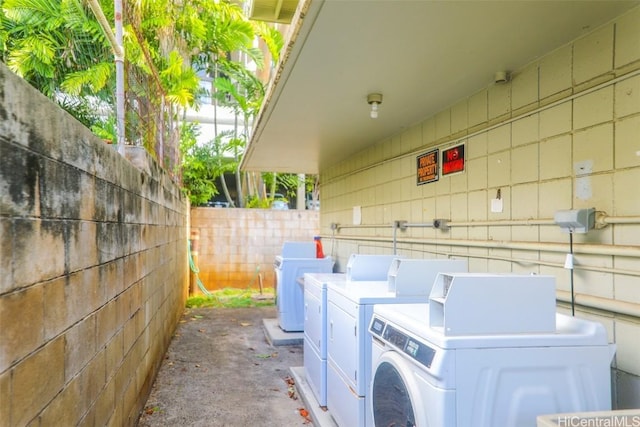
[433,219,450,231]
[394,220,408,231]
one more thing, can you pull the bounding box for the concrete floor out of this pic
[137,306,314,427]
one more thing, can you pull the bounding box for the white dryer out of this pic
[303,254,400,407]
[303,272,346,407]
[275,242,334,332]
[325,259,467,427]
[368,274,615,427]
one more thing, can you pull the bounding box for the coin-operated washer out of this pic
[274,241,334,332]
[369,273,616,427]
[325,259,467,427]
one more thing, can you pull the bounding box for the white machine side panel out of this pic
[455,346,613,427]
[304,338,327,407]
[304,288,324,355]
[327,361,367,427]
[327,299,358,390]
[359,304,375,397]
[413,366,457,427]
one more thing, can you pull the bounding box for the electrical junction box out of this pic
[554,208,595,233]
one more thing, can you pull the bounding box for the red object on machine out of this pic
[314,236,325,258]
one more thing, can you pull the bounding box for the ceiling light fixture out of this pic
[367,93,383,119]
[494,71,510,84]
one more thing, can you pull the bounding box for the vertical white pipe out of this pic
[87,0,125,154]
[297,174,305,210]
[114,0,125,156]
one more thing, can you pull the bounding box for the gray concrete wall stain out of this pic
[0,61,189,426]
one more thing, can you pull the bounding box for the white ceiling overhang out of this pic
[247,0,301,23]
[241,0,639,174]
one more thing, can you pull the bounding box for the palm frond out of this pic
[61,61,113,95]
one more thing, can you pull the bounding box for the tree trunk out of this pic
[270,172,277,198]
[296,174,305,210]
[220,174,235,207]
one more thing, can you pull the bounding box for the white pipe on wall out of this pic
[114,0,125,156]
[602,216,640,225]
[333,214,640,231]
[87,0,125,156]
[557,290,640,318]
[329,235,640,258]
[336,224,390,230]
[333,238,640,318]
[447,219,557,227]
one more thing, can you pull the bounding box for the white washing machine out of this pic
[368,273,616,427]
[325,259,467,427]
[303,254,401,407]
[275,242,334,332]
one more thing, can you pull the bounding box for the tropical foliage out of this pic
[1,0,315,208]
[1,0,113,129]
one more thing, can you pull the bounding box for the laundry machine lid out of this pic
[304,272,346,288]
[372,303,609,349]
[346,254,400,281]
[280,241,316,258]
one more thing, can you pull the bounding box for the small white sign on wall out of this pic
[491,188,503,213]
[353,206,362,225]
[491,198,503,213]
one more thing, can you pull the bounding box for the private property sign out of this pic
[416,149,439,185]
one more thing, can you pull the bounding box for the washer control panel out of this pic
[370,316,436,369]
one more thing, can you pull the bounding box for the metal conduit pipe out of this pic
[332,213,640,233]
[556,290,640,319]
[87,0,125,155]
[335,224,392,230]
[334,240,640,318]
[332,214,640,234]
[326,237,640,319]
[601,216,640,225]
[457,252,640,278]
[393,246,640,278]
[329,235,640,258]
[447,219,558,227]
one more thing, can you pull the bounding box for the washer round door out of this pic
[371,351,426,427]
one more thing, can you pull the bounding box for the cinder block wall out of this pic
[0,63,189,426]
[190,208,321,292]
[321,7,640,408]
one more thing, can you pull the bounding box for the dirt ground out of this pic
[137,305,313,427]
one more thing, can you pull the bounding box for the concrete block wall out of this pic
[190,208,321,292]
[0,63,189,426]
[320,6,640,408]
